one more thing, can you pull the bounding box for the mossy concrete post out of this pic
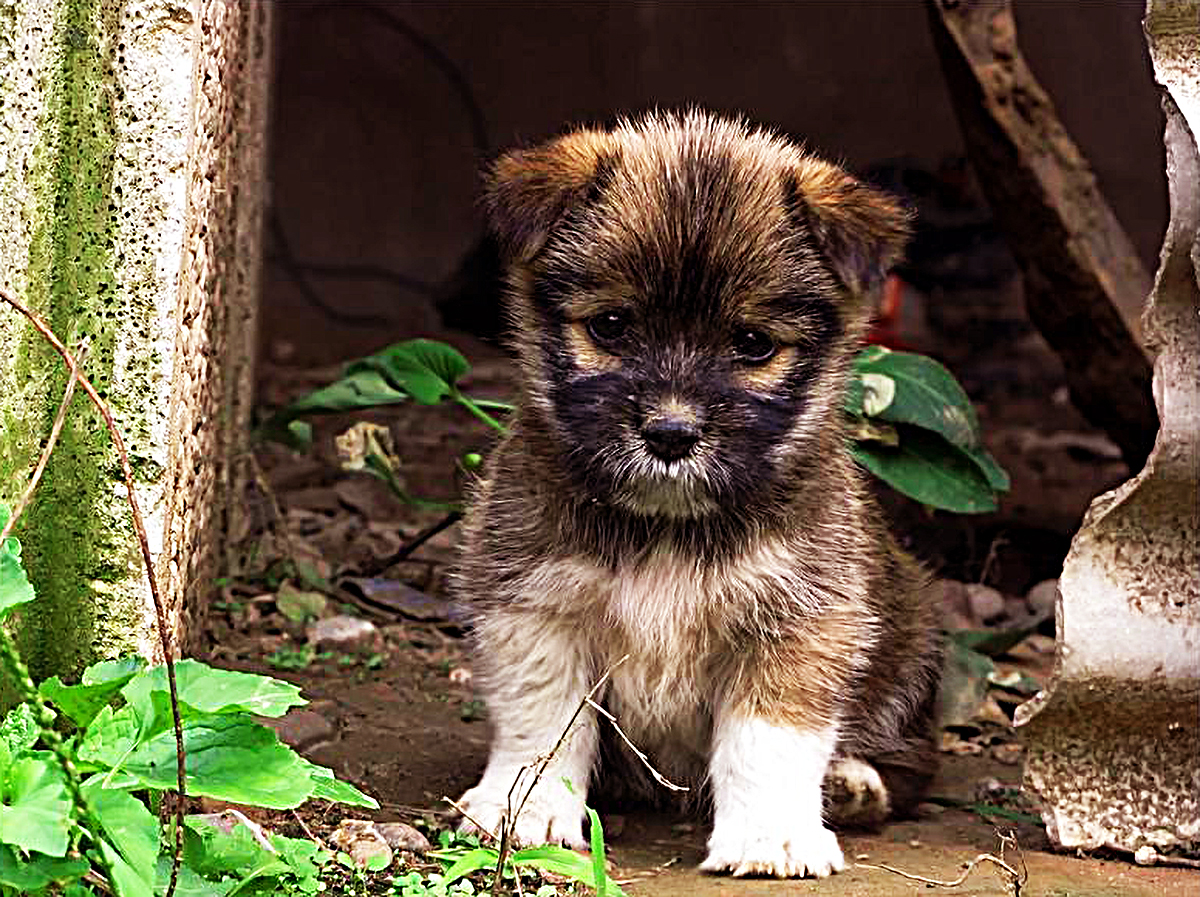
[1014,0,1199,863]
[0,1,272,683]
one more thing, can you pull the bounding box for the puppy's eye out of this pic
[586,311,630,346]
[732,329,777,364]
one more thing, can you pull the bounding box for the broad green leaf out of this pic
[182,814,282,882]
[122,718,314,809]
[85,780,158,895]
[302,761,378,809]
[76,704,139,772]
[853,349,981,449]
[154,857,233,897]
[850,426,998,513]
[282,369,407,416]
[0,843,89,891]
[350,339,469,405]
[40,673,138,730]
[122,661,306,737]
[0,756,72,856]
[0,702,40,754]
[0,505,35,618]
[83,657,147,685]
[948,613,1048,658]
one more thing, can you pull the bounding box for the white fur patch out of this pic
[701,716,846,878]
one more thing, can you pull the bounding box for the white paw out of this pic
[456,779,586,849]
[825,756,891,826]
[700,821,846,878]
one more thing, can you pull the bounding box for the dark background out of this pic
[260,0,1165,367]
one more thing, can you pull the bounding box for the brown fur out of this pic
[453,111,942,877]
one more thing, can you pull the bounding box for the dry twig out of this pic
[856,827,1028,895]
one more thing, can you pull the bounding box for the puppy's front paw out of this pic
[700,821,845,879]
[456,781,586,850]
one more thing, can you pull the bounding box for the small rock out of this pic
[965,583,1006,623]
[259,709,335,751]
[1026,579,1059,615]
[376,822,432,854]
[1134,845,1158,865]
[330,818,394,870]
[448,666,473,685]
[307,615,379,650]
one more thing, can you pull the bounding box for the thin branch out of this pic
[855,852,1024,890]
[0,287,187,897]
[0,340,89,543]
[585,697,688,792]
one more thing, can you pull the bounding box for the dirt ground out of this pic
[220,262,1199,894]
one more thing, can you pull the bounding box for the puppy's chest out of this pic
[532,550,727,732]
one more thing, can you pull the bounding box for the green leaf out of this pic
[0,505,35,618]
[438,846,498,884]
[350,339,469,406]
[0,703,40,754]
[301,761,378,809]
[850,425,998,513]
[0,756,72,856]
[853,349,981,449]
[948,613,1048,658]
[83,657,147,686]
[121,718,314,809]
[40,672,139,730]
[85,779,159,895]
[122,660,306,739]
[587,807,609,897]
[0,844,89,891]
[287,369,408,416]
[511,844,626,896]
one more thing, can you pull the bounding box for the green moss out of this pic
[7,0,142,684]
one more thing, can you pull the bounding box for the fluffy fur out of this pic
[453,110,942,879]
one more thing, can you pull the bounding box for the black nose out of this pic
[641,418,700,462]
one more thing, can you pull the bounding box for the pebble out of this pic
[965,583,1006,623]
[1026,579,1059,615]
[259,709,336,751]
[307,614,379,650]
[376,821,432,854]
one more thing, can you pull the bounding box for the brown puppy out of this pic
[454,111,942,878]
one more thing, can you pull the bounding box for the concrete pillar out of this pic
[1014,0,1200,863]
[0,0,271,680]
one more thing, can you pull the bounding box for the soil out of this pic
[216,256,1199,894]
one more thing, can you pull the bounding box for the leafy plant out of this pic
[264,338,1008,515]
[844,346,1009,513]
[0,504,377,896]
[428,817,624,897]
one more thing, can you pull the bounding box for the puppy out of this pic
[454,110,942,878]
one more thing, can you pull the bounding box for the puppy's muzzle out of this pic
[641,416,701,462]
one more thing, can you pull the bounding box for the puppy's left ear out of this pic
[786,158,912,296]
[484,129,620,263]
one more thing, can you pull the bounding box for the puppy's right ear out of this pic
[484,129,619,263]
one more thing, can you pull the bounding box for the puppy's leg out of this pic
[701,712,846,878]
[458,618,596,849]
[824,756,891,827]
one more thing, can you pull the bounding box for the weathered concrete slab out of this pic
[0,0,271,680]
[1015,0,1200,862]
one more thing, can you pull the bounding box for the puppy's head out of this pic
[487,111,909,519]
